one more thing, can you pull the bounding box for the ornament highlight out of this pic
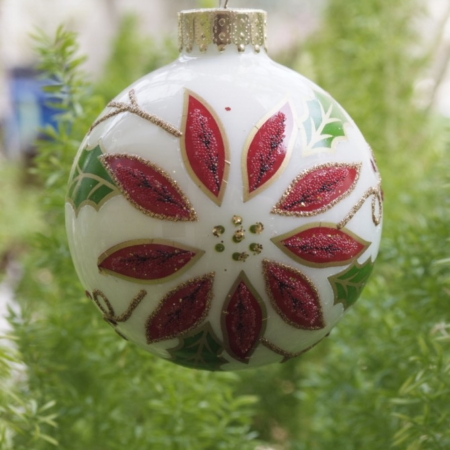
[66,6,383,371]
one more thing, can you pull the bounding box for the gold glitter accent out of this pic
[368,144,382,181]
[215,243,225,252]
[271,222,370,269]
[233,252,249,262]
[249,243,263,255]
[232,215,243,226]
[233,227,245,243]
[178,8,267,53]
[97,239,205,285]
[262,259,324,331]
[100,153,198,222]
[91,289,147,325]
[337,183,383,229]
[146,273,215,344]
[250,222,264,234]
[90,89,182,137]
[271,162,362,217]
[213,225,225,237]
[220,271,268,364]
[260,337,324,363]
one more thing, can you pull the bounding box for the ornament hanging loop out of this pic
[218,0,229,8]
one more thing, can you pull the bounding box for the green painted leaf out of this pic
[168,323,227,371]
[329,258,374,309]
[302,91,349,154]
[67,144,119,215]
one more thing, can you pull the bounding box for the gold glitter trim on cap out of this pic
[178,8,267,53]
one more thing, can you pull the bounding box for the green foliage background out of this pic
[1,0,450,449]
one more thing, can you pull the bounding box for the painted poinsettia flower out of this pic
[67,88,382,371]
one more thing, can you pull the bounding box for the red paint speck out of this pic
[225,107,231,111]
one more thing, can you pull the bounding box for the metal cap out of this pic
[178,8,268,54]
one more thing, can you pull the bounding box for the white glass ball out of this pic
[66,42,382,371]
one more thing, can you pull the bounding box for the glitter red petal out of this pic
[263,260,324,330]
[146,274,215,343]
[273,226,369,267]
[182,92,228,205]
[222,275,265,363]
[273,163,360,216]
[101,154,196,221]
[245,102,295,200]
[98,241,203,283]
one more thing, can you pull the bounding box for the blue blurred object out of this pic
[2,67,59,160]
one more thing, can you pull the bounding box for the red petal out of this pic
[146,273,214,343]
[272,163,360,216]
[101,154,197,221]
[272,225,369,267]
[182,92,229,205]
[263,260,324,330]
[244,101,296,201]
[222,273,266,363]
[98,240,204,283]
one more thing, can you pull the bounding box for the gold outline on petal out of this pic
[260,336,326,363]
[145,272,215,344]
[271,222,371,269]
[220,271,268,364]
[66,139,121,216]
[97,239,205,285]
[271,162,362,217]
[180,89,231,206]
[243,98,298,203]
[100,153,198,222]
[262,259,325,330]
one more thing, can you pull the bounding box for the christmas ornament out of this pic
[66,3,383,371]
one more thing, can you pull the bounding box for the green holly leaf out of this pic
[168,323,227,371]
[67,144,119,215]
[329,258,374,310]
[302,90,350,155]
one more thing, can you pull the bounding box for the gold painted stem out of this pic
[90,89,183,138]
[337,184,383,229]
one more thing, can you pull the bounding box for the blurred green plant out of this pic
[95,14,177,102]
[0,164,42,259]
[0,339,59,449]
[197,0,218,8]
[391,331,450,448]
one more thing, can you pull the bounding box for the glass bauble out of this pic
[66,8,383,371]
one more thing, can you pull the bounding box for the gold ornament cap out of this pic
[178,8,268,53]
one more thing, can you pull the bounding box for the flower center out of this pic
[211,215,265,262]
